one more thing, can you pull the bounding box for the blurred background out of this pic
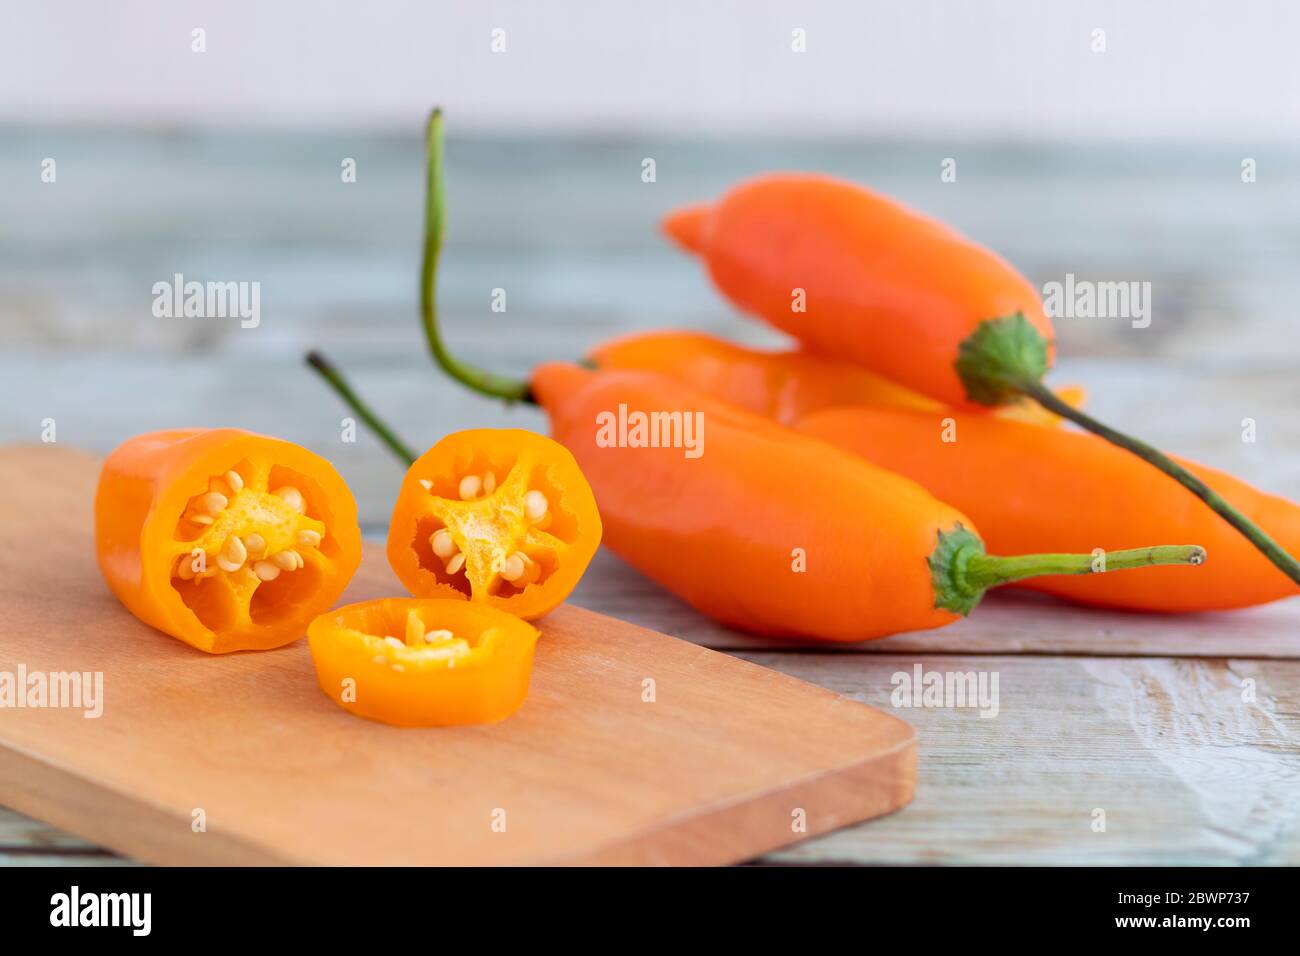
[3,0,1298,528]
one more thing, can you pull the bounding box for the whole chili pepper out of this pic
[523,363,1205,641]
[305,114,1207,643]
[589,329,1085,428]
[796,405,1300,612]
[662,174,1300,586]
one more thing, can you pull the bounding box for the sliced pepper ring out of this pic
[307,598,540,727]
[95,428,362,653]
[386,428,602,620]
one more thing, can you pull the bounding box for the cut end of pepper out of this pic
[388,429,602,621]
[95,429,361,654]
[954,312,1052,407]
[169,461,333,637]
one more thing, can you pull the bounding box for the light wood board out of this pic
[0,445,915,866]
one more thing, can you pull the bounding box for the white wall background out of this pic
[3,0,1299,140]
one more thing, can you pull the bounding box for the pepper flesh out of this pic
[588,329,1086,428]
[307,597,539,726]
[796,405,1300,612]
[386,428,602,620]
[95,428,362,653]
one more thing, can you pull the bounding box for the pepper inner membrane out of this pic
[362,607,476,671]
[409,450,578,599]
[168,460,340,631]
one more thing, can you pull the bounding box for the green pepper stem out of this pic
[304,351,417,466]
[421,108,534,405]
[1022,380,1300,586]
[964,544,1206,592]
[304,109,532,465]
[929,524,1207,615]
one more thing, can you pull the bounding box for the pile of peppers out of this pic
[309,108,1300,639]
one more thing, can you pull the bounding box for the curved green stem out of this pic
[421,108,534,404]
[305,351,417,466]
[1022,380,1300,586]
[303,109,535,466]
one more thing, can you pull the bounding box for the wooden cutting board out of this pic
[0,445,915,865]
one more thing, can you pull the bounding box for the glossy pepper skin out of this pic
[308,598,538,727]
[589,329,933,424]
[387,428,602,620]
[531,363,973,642]
[796,405,1300,612]
[95,428,362,653]
[589,329,1084,428]
[663,174,1055,409]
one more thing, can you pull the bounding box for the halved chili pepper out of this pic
[796,405,1300,612]
[663,174,1300,586]
[387,428,601,621]
[307,597,538,726]
[95,428,362,653]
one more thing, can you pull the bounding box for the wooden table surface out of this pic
[2,130,1298,865]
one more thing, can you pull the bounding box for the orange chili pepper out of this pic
[526,364,1204,642]
[588,329,1086,428]
[386,428,602,621]
[308,598,538,726]
[95,428,362,653]
[795,405,1300,612]
[664,176,1053,409]
[664,173,1300,586]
